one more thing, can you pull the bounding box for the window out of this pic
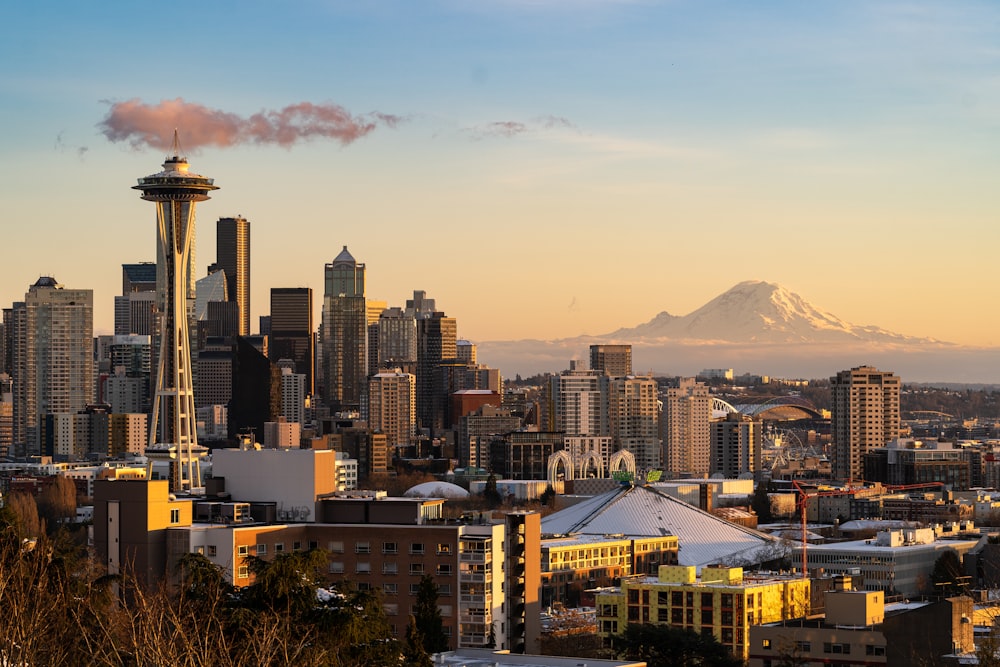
[410,543,425,555]
[410,563,425,575]
[208,545,217,557]
[195,546,204,555]
[330,541,344,553]
[439,584,451,597]
[437,543,452,555]
[383,583,398,595]
[292,541,301,552]
[866,645,886,657]
[274,543,284,553]
[329,562,344,574]
[357,582,371,591]
[439,605,452,617]
[824,643,851,655]
[309,541,318,550]
[383,562,398,575]
[436,564,452,576]
[237,565,249,579]
[237,545,249,556]
[795,642,811,653]
[170,508,180,524]
[356,541,371,554]
[762,639,772,650]
[384,603,399,615]
[356,562,371,574]
[410,583,421,595]
[383,542,398,554]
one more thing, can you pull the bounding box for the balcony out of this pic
[460,551,491,564]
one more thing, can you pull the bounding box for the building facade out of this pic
[662,378,712,476]
[216,216,250,336]
[321,247,367,411]
[11,277,94,455]
[831,366,900,483]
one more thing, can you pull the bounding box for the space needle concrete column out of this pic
[133,132,218,490]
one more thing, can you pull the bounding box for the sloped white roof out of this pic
[542,484,782,570]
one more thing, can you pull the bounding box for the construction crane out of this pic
[790,481,862,579]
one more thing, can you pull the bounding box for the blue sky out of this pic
[3,1,1000,349]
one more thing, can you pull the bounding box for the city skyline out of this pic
[4,2,1000,354]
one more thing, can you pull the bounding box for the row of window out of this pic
[759,639,885,656]
[339,541,453,555]
[328,562,453,576]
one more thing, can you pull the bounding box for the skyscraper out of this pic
[134,137,217,489]
[366,370,415,449]
[416,311,456,433]
[10,277,93,456]
[831,365,901,483]
[270,287,314,395]
[662,377,711,476]
[609,374,660,471]
[590,344,632,377]
[216,216,250,336]
[321,247,366,411]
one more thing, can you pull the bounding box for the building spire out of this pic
[171,128,183,158]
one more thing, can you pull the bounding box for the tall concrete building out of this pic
[662,378,712,476]
[590,344,632,377]
[609,374,660,470]
[10,277,94,455]
[831,365,901,483]
[366,370,415,449]
[710,413,761,479]
[549,367,609,438]
[115,262,158,336]
[270,287,314,396]
[216,216,250,336]
[377,307,417,368]
[134,137,217,489]
[321,246,366,411]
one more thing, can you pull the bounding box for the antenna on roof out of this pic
[171,129,183,158]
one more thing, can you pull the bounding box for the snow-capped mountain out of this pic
[477,280,992,382]
[609,280,939,344]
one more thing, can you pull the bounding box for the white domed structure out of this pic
[404,481,470,499]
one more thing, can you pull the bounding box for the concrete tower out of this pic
[134,133,218,490]
[831,365,900,483]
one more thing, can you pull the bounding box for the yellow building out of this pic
[595,565,810,660]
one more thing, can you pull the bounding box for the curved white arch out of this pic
[547,450,574,482]
[609,449,637,477]
[713,397,739,414]
[577,452,604,479]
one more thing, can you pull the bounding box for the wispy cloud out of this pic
[98,98,404,151]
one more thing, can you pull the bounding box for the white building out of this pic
[263,419,300,449]
[280,368,306,426]
[212,448,341,522]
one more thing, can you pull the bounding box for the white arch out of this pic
[609,449,637,477]
[547,450,574,482]
[576,452,604,480]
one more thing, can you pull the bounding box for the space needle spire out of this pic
[134,134,218,490]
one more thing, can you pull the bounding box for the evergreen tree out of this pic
[403,615,433,667]
[483,472,502,508]
[751,480,774,524]
[930,549,966,595]
[414,574,449,654]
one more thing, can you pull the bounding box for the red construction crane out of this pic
[790,481,862,579]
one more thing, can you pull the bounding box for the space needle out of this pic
[134,131,218,490]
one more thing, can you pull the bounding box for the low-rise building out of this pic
[795,527,982,596]
[595,565,810,661]
[748,586,974,667]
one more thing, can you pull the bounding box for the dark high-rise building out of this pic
[228,336,281,443]
[321,247,366,411]
[590,344,632,377]
[270,287,314,395]
[416,312,457,433]
[216,216,250,336]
